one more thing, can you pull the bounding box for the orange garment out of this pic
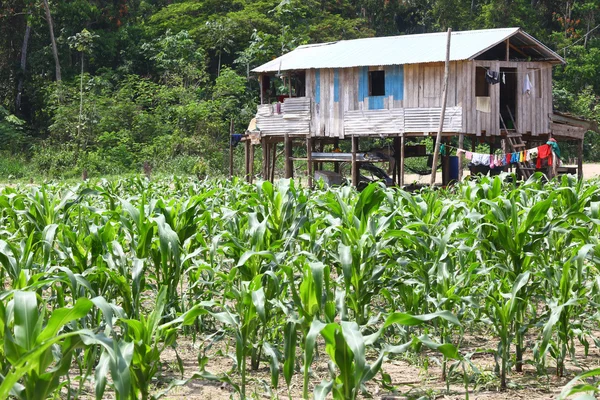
[536,144,552,169]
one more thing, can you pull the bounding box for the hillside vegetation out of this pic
[0,0,599,178]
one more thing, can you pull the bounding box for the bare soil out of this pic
[145,331,600,400]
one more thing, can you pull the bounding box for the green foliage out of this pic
[0,0,599,171]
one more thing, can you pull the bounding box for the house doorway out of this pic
[500,67,517,130]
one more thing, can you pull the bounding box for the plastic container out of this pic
[449,156,459,181]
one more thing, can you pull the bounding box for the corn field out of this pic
[2,174,600,399]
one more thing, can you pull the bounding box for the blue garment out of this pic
[231,134,243,148]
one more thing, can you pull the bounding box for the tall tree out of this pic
[42,0,61,82]
[15,15,31,112]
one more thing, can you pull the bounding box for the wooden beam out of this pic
[430,28,452,186]
[506,39,510,61]
[509,43,528,58]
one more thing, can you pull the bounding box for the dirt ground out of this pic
[151,331,598,400]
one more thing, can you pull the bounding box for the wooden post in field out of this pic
[229,119,234,178]
[430,28,452,186]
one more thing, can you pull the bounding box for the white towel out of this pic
[476,96,491,113]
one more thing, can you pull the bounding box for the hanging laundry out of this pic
[511,152,520,164]
[490,155,495,169]
[524,73,533,95]
[547,138,561,159]
[486,70,501,85]
[502,72,506,84]
[440,144,446,156]
[536,144,552,168]
[528,147,538,160]
[495,155,502,167]
[472,153,490,166]
[520,151,525,163]
[465,151,473,160]
[230,133,243,147]
[506,153,511,164]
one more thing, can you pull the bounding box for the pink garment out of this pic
[490,155,495,168]
[465,151,473,160]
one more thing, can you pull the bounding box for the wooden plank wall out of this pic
[284,59,553,138]
[473,60,553,136]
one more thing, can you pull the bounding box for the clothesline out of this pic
[473,62,555,74]
[439,141,560,169]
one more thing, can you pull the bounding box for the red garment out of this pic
[536,144,552,169]
[506,153,511,164]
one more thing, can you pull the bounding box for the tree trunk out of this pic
[16,20,31,112]
[78,53,84,144]
[42,0,61,82]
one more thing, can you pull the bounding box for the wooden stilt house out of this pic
[245,28,591,185]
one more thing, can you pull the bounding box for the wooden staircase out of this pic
[500,107,535,179]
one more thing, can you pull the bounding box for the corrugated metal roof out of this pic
[252,28,564,73]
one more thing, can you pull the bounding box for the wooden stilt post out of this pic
[249,143,255,184]
[430,28,452,186]
[284,133,293,178]
[351,136,359,187]
[392,137,398,184]
[262,139,269,179]
[458,132,464,180]
[318,140,324,171]
[229,119,234,178]
[245,139,250,182]
[578,139,584,180]
[306,136,313,187]
[270,141,277,182]
[259,74,264,105]
[333,138,340,173]
[400,134,405,186]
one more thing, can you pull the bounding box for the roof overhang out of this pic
[252,28,564,74]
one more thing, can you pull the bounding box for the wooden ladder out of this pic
[500,108,535,179]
